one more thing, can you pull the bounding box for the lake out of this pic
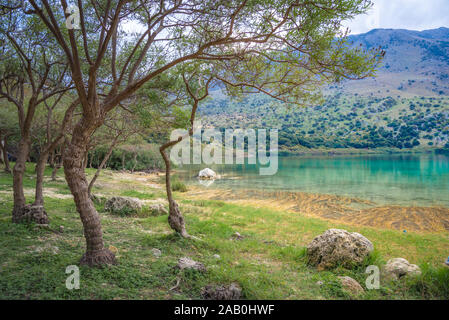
[175,153,449,208]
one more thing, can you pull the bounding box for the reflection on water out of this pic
[175,153,449,207]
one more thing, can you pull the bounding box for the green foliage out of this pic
[88,144,164,171]
[171,178,187,192]
[200,92,449,150]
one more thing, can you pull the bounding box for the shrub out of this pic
[171,179,187,192]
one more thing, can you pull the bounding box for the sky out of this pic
[343,0,449,35]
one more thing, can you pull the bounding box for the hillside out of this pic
[198,28,449,152]
[337,27,449,97]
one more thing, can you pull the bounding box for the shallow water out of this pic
[175,153,449,207]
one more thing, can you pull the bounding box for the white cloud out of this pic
[343,0,449,34]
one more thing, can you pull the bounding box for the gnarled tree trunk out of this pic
[160,142,189,238]
[63,119,116,267]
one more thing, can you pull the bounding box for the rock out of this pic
[338,276,365,295]
[151,248,162,257]
[149,203,168,216]
[198,168,218,180]
[177,257,206,272]
[307,229,374,270]
[104,197,142,214]
[29,243,59,255]
[231,232,244,241]
[384,258,422,280]
[202,283,242,300]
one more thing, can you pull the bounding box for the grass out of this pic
[0,163,448,300]
[171,179,188,192]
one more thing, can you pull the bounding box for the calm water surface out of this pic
[175,153,449,207]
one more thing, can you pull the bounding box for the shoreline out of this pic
[279,147,441,156]
[183,186,449,233]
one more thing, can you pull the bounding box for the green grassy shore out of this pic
[0,164,448,300]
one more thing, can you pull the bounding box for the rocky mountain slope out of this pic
[198,28,449,151]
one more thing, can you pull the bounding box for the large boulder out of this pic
[104,196,142,214]
[384,258,421,280]
[198,168,218,180]
[307,229,374,270]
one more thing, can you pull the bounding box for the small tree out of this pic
[0,6,72,223]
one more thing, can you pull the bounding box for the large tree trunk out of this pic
[63,119,116,267]
[160,145,189,238]
[12,136,49,224]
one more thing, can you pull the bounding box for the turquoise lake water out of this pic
[175,153,449,207]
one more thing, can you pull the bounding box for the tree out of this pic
[24,0,382,266]
[32,97,78,210]
[0,5,72,223]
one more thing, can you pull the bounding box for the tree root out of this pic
[80,248,117,267]
[12,204,49,225]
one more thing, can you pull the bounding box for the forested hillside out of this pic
[199,28,449,152]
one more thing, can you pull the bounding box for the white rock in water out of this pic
[198,168,218,180]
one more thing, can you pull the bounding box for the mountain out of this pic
[335,27,449,97]
[198,28,449,151]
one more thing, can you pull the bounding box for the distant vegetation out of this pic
[199,92,449,152]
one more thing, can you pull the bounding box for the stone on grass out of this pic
[177,257,206,272]
[151,248,162,257]
[307,229,374,270]
[384,258,421,280]
[231,232,244,241]
[149,203,168,216]
[338,276,365,295]
[29,243,59,255]
[202,283,242,300]
[104,197,142,214]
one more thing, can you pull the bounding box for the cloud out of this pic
[343,0,449,34]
